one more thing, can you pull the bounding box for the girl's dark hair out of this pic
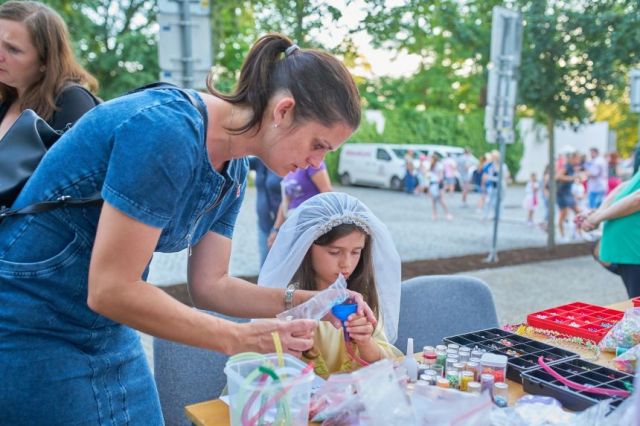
[207,33,361,134]
[0,1,98,121]
[293,223,379,319]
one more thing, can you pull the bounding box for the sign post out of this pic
[158,0,211,88]
[484,7,523,262]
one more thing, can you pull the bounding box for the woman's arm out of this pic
[87,203,316,356]
[584,189,640,229]
[310,169,333,192]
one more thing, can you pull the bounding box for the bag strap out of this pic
[0,83,208,220]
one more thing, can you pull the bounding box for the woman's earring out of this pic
[40,66,46,72]
[273,123,279,129]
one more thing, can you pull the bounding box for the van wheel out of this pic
[340,173,351,186]
[390,176,402,191]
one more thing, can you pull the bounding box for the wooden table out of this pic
[185,300,632,426]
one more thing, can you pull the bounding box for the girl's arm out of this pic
[87,203,316,356]
[310,168,333,192]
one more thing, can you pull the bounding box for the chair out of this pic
[153,312,248,426]
[395,275,499,352]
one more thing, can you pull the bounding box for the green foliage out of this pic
[325,108,523,182]
[45,0,159,100]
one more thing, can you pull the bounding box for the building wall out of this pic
[516,118,610,183]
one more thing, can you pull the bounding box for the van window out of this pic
[376,149,392,161]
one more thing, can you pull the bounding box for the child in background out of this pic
[522,172,539,226]
[258,192,402,378]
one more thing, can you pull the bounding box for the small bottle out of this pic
[436,377,450,389]
[466,361,479,381]
[446,367,460,389]
[445,356,459,373]
[423,346,437,367]
[467,381,482,394]
[447,343,460,352]
[460,371,475,391]
[420,370,438,386]
[436,349,447,368]
[493,382,509,407]
[480,373,495,394]
[480,353,508,383]
[403,337,419,382]
[435,344,447,352]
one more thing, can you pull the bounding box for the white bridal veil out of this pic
[258,192,401,343]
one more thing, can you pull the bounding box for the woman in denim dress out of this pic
[0,34,366,424]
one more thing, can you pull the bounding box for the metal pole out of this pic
[179,0,194,88]
[486,54,512,263]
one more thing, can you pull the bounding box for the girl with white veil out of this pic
[259,192,402,377]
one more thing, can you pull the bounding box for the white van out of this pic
[338,143,477,191]
[338,143,408,190]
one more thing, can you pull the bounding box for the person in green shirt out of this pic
[576,169,640,297]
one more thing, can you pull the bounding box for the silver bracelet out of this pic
[284,284,296,310]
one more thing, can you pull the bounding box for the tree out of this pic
[517,0,640,248]
[47,0,159,100]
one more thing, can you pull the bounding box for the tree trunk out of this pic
[546,115,556,249]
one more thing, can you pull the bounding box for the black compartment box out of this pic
[443,328,579,382]
[521,359,633,411]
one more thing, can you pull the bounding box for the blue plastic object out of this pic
[331,303,358,324]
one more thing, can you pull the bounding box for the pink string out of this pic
[536,356,630,398]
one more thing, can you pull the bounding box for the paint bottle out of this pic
[403,337,419,382]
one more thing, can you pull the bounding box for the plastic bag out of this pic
[612,343,640,374]
[276,275,349,321]
[310,359,414,425]
[411,386,492,425]
[490,395,610,426]
[599,308,640,352]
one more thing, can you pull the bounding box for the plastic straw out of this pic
[537,356,631,398]
[246,363,314,426]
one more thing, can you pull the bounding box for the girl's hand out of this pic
[345,313,375,344]
[237,319,316,358]
[346,290,377,328]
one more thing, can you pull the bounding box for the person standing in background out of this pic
[585,147,608,209]
[268,160,332,247]
[0,1,99,141]
[576,168,640,297]
[249,157,282,266]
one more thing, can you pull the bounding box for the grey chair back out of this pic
[153,312,248,426]
[395,275,499,352]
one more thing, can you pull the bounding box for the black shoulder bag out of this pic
[0,82,207,222]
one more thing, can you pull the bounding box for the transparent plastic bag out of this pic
[276,275,349,321]
[411,386,492,426]
[599,308,640,352]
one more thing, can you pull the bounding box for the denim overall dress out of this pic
[0,88,247,424]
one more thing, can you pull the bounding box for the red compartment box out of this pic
[527,302,623,343]
[633,297,640,307]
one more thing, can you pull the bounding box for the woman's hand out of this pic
[235,319,316,358]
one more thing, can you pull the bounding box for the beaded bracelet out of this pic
[502,323,601,361]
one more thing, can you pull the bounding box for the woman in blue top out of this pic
[0,33,366,424]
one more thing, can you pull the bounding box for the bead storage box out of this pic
[521,358,633,411]
[527,302,624,343]
[632,297,640,307]
[443,328,579,382]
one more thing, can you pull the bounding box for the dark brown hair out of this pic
[0,1,98,121]
[207,33,361,134]
[293,223,379,319]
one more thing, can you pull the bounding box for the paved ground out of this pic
[148,184,557,284]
